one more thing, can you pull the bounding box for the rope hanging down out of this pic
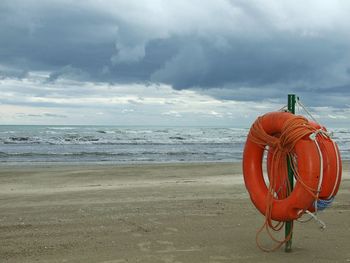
[249,115,318,251]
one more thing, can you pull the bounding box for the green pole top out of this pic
[288,94,296,114]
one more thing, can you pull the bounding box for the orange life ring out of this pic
[243,112,323,221]
[265,121,342,212]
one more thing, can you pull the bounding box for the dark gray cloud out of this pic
[151,35,346,87]
[1,0,350,108]
[47,65,89,82]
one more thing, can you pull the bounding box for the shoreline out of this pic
[0,160,241,167]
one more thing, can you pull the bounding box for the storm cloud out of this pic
[0,0,350,125]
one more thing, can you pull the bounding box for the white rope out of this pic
[305,211,326,230]
[297,130,325,229]
[278,105,288,112]
[308,128,340,200]
[297,99,320,125]
[296,99,301,114]
[310,131,324,197]
[328,140,341,199]
[296,210,314,223]
[309,130,324,200]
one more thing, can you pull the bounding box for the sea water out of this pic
[0,125,349,164]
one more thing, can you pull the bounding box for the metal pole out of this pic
[285,94,296,252]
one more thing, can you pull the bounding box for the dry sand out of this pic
[0,162,349,263]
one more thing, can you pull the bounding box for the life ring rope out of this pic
[249,114,320,251]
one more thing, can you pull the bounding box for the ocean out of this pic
[0,125,349,164]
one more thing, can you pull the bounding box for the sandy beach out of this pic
[0,162,349,263]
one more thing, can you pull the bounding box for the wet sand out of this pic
[0,162,349,263]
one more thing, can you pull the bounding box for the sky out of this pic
[0,0,350,127]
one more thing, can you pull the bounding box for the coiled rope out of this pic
[248,115,321,251]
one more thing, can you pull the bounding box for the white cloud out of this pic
[162,111,182,118]
[328,114,347,119]
[0,71,276,125]
[0,72,349,127]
